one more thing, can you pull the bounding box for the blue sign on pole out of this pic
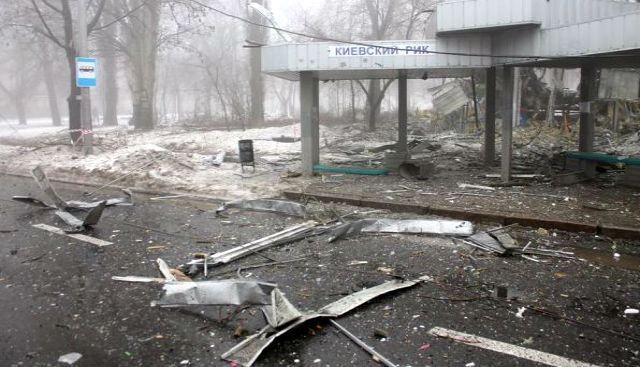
[76,57,97,88]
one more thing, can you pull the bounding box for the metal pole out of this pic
[579,67,597,178]
[512,67,522,128]
[329,320,397,367]
[471,72,480,131]
[77,0,93,155]
[484,67,496,166]
[501,67,514,183]
[398,70,408,153]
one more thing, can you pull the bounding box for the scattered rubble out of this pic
[216,199,306,217]
[13,166,133,232]
[221,276,430,366]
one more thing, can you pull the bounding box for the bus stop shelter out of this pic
[261,0,640,181]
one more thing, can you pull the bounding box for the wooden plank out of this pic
[32,224,113,247]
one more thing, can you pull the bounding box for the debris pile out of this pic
[110,196,482,365]
[13,166,133,233]
[462,226,578,262]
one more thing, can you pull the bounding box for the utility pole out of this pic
[77,0,93,155]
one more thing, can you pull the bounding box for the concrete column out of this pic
[512,67,522,127]
[398,71,408,153]
[579,67,597,178]
[500,67,514,183]
[484,67,496,166]
[300,71,320,175]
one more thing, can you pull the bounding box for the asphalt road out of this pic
[1,173,639,367]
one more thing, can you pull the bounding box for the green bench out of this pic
[566,152,640,166]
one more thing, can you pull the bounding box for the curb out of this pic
[1,170,227,203]
[282,190,640,240]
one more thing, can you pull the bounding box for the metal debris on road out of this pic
[320,276,429,316]
[157,258,177,281]
[262,288,303,328]
[221,276,429,366]
[429,327,602,367]
[187,221,318,268]
[15,166,134,213]
[516,247,576,259]
[112,276,167,283]
[458,183,496,191]
[31,165,67,208]
[215,199,306,217]
[329,219,474,242]
[153,280,277,307]
[465,232,509,255]
[54,201,107,230]
[329,319,398,367]
[464,228,520,255]
[32,223,113,247]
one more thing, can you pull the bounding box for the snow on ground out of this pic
[0,123,345,200]
[2,120,638,201]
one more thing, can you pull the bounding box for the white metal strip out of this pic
[32,223,113,247]
[429,327,602,367]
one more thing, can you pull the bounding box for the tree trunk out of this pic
[15,97,27,125]
[176,86,182,122]
[42,46,62,126]
[101,43,119,126]
[213,81,230,131]
[131,67,155,130]
[66,51,82,142]
[101,0,119,126]
[350,81,357,124]
[127,1,160,130]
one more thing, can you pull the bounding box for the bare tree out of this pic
[21,0,106,140]
[96,0,119,126]
[0,39,42,125]
[305,0,435,130]
[100,0,205,130]
[40,40,63,126]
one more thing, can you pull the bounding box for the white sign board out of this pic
[76,57,97,88]
[328,43,435,57]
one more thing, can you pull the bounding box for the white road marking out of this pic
[429,327,602,367]
[32,223,113,247]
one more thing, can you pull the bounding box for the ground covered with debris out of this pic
[1,121,638,230]
[1,175,639,367]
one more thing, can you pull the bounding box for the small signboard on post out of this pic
[76,57,97,88]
